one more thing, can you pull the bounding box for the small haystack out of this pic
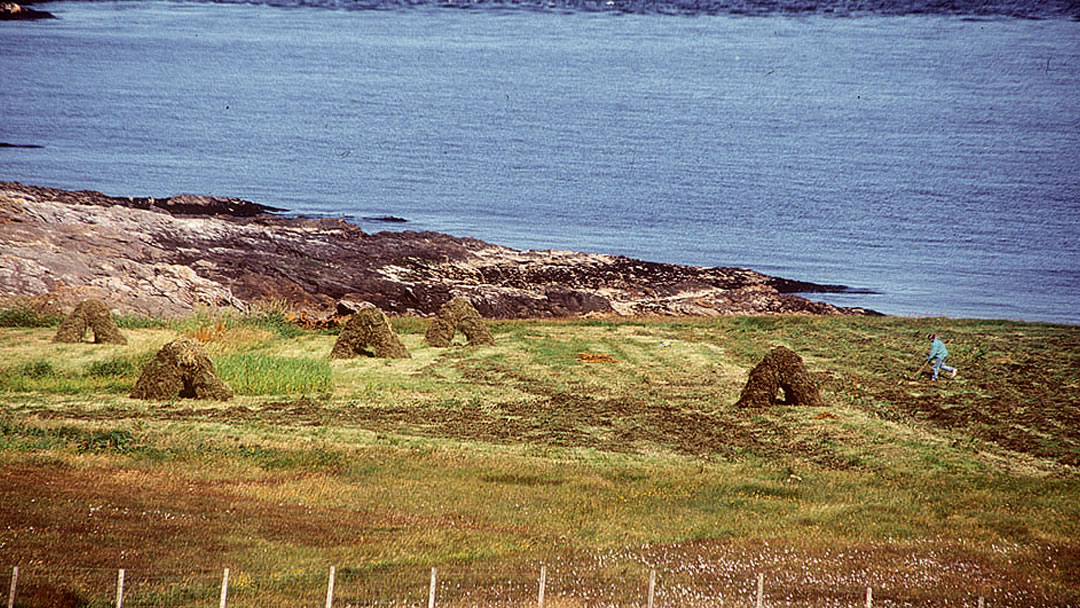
[331,305,411,359]
[424,316,456,348]
[735,346,823,408]
[424,297,495,347]
[130,337,233,401]
[52,299,127,345]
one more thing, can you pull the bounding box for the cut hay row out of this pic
[42,298,499,400]
[38,298,507,402]
[37,297,823,406]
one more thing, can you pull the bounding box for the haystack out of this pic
[130,337,233,401]
[331,306,411,359]
[735,346,823,408]
[52,299,127,344]
[424,297,494,347]
[424,316,456,348]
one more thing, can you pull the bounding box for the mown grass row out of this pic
[2,307,1079,605]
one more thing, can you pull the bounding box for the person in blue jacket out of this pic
[924,333,957,380]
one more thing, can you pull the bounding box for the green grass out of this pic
[0,351,154,394]
[0,307,61,328]
[214,353,333,396]
[0,312,1078,605]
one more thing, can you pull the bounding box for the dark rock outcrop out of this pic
[0,181,877,320]
[0,2,55,19]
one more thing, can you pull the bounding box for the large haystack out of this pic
[424,297,494,347]
[52,299,127,344]
[331,306,411,359]
[130,337,233,401]
[735,346,823,408]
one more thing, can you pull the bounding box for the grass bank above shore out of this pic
[1,311,1078,606]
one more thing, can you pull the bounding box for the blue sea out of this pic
[2,0,1078,323]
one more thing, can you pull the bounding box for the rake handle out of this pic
[912,360,929,379]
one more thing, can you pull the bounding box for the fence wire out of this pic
[5,563,996,608]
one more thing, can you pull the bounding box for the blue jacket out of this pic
[926,338,948,362]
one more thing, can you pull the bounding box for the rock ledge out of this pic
[0,182,878,319]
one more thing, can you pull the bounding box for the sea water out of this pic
[2,1,1078,323]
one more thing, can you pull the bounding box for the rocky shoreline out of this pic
[0,181,878,320]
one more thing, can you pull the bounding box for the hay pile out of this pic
[330,305,411,359]
[425,297,495,347]
[130,337,233,401]
[735,346,823,408]
[52,299,127,344]
[578,353,618,363]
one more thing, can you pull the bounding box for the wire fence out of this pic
[5,563,997,608]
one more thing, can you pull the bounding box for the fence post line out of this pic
[325,566,336,608]
[756,573,764,608]
[428,567,437,608]
[978,597,985,608]
[116,569,125,608]
[219,568,229,608]
[537,565,546,608]
[647,569,656,608]
[865,586,872,608]
[7,566,17,608]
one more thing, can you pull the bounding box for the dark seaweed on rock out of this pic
[0,182,282,217]
[0,2,55,19]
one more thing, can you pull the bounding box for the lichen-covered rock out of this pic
[130,337,233,401]
[0,182,875,320]
[735,346,822,408]
[52,298,126,344]
[331,305,410,359]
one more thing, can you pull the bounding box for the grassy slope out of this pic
[1,314,1078,607]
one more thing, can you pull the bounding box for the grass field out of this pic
[1,309,1078,607]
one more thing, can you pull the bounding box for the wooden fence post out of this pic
[647,569,656,608]
[865,586,872,608]
[116,569,125,608]
[978,597,985,608]
[7,566,17,608]
[219,568,229,608]
[756,573,764,608]
[325,566,336,608]
[537,565,546,608]
[428,567,437,608]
